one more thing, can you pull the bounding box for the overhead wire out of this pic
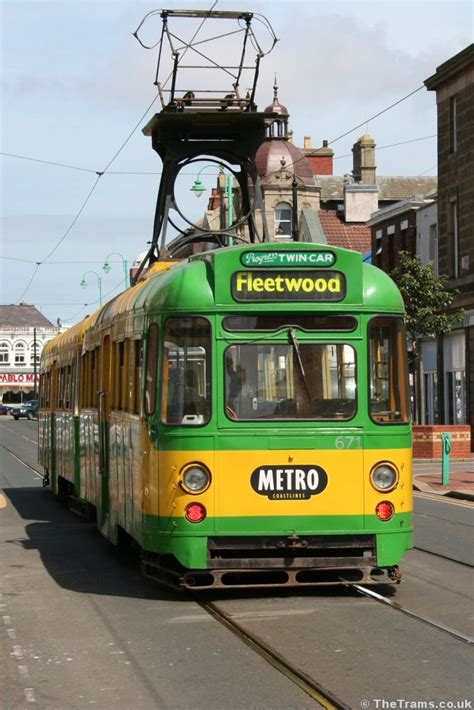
[27,0,221,321]
[3,17,439,314]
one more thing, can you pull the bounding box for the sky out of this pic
[1,0,472,326]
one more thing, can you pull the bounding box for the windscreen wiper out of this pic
[288,327,313,405]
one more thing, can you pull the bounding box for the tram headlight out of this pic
[180,464,211,494]
[370,463,398,492]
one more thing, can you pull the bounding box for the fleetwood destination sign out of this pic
[231,270,346,302]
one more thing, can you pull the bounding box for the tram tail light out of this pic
[376,501,395,521]
[185,502,206,523]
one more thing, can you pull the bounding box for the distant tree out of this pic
[390,251,462,422]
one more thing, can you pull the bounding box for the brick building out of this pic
[367,195,436,273]
[424,44,474,446]
[188,83,436,255]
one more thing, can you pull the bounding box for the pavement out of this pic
[413,457,474,502]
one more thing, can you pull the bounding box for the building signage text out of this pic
[0,373,39,385]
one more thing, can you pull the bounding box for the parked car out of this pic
[0,403,13,415]
[12,400,39,420]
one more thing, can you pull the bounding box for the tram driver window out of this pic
[369,317,409,423]
[225,342,356,421]
[161,317,211,426]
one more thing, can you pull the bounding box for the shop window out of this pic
[445,371,466,424]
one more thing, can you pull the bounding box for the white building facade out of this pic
[0,305,59,403]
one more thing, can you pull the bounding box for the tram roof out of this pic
[66,244,404,352]
[140,243,404,314]
[41,315,93,368]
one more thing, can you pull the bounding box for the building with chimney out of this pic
[423,44,473,445]
[187,82,437,256]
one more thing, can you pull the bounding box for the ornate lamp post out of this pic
[80,270,103,306]
[102,252,130,290]
[191,165,234,241]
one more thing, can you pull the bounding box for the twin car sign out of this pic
[240,250,336,268]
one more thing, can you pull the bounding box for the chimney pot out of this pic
[304,136,312,150]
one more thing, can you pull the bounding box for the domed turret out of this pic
[264,77,289,139]
[258,80,314,186]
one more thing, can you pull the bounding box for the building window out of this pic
[30,342,40,366]
[449,95,457,154]
[448,198,459,278]
[274,202,292,238]
[429,224,438,275]
[0,341,10,366]
[14,342,26,365]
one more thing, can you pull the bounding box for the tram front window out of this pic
[225,342,356,421]
[369,317,409,423]
[162,317,211,425]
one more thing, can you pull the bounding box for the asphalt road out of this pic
[1,417,473,710]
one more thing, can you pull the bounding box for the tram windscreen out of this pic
[369,317,410,423]
[225,342,356,420]
[161,317,211,425]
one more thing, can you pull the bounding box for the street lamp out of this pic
[191,165,234,238]
[80,270,103,306]
[102,252,130,290]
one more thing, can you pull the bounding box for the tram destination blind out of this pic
[231,270,346,302]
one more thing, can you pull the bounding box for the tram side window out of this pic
[369,317,409,423]
[113,340,126,411]
[130,340,143,414]
[40,372,50,409]
[145,324,159,416]
[65,364,72,410]
[82,349,98,409]
[57,367,64,409]
[161,317,211,426]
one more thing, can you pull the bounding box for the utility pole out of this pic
[33,327,38,400]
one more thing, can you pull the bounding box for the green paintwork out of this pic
[39,242,412,579]
[141,512,413,569]
[154,430,411,451]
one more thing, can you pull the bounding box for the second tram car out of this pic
[39,243,412,589]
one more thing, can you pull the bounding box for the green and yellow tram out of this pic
[39,243,412,589]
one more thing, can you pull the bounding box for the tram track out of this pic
[413,545,474,568]
[0,442,45,480]
[351,583,474,646]
[197,598,350,710]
